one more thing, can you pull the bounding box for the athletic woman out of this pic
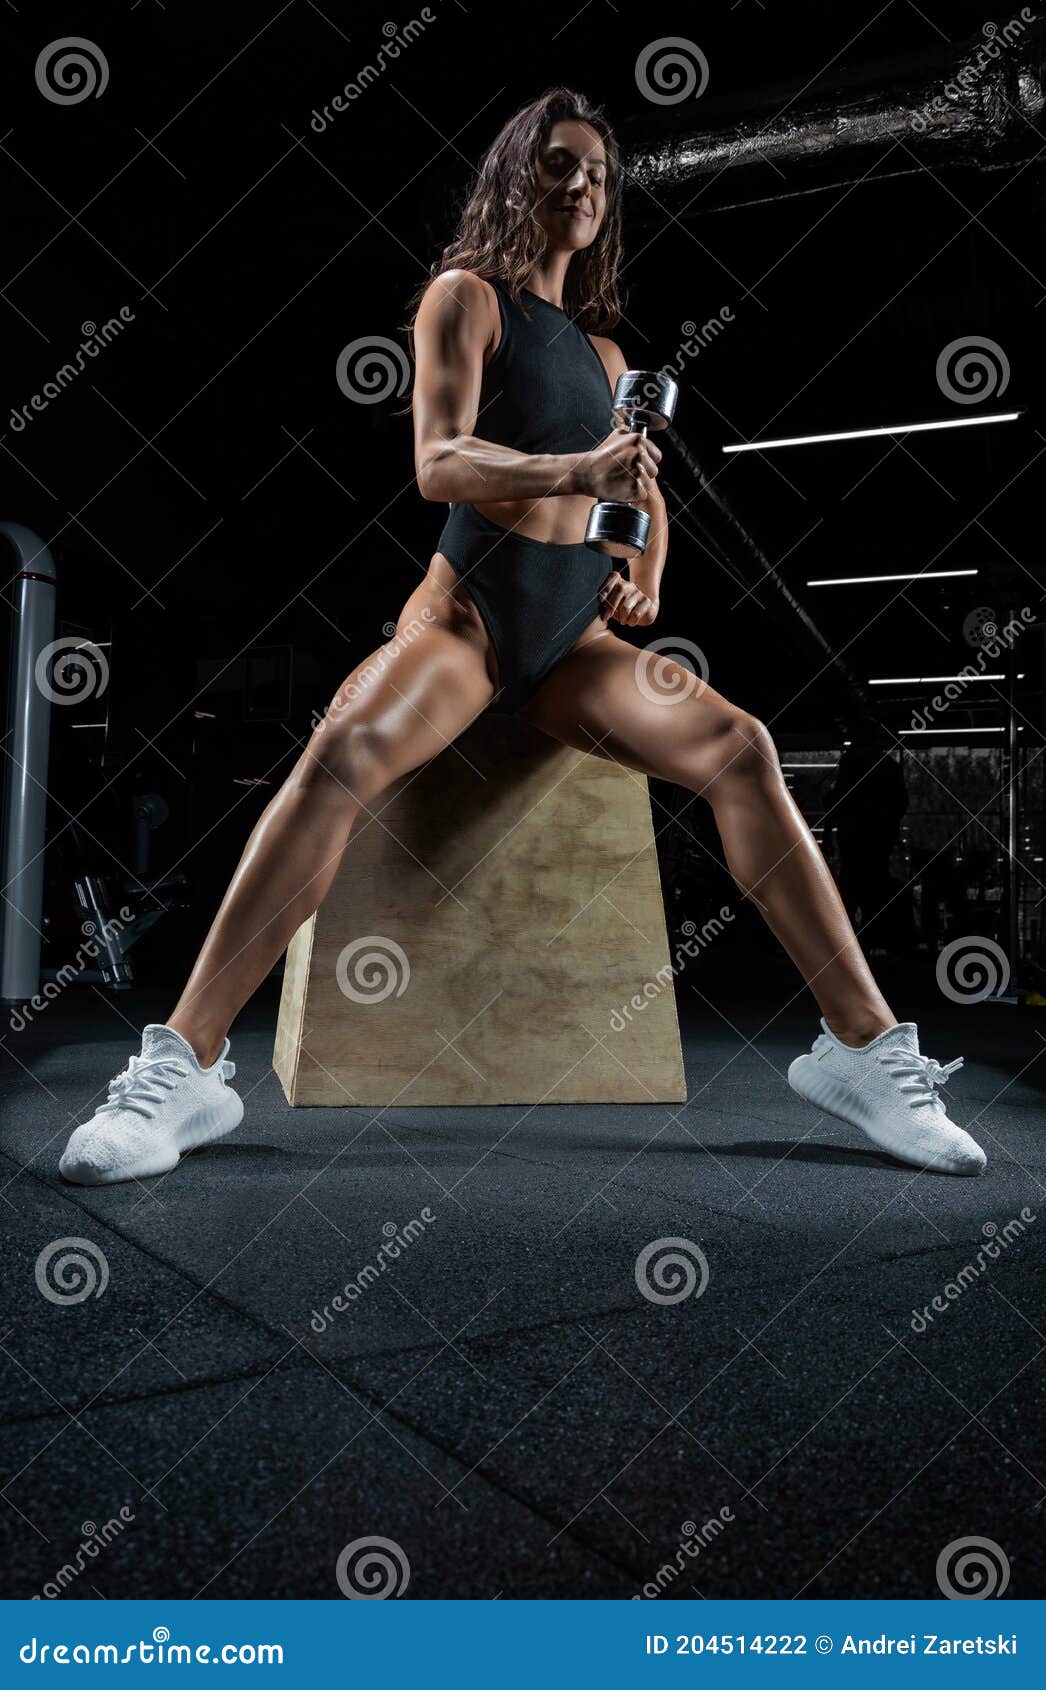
[59,89,985,1185]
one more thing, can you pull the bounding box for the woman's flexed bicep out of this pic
[412,270,493,499]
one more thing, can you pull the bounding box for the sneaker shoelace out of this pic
[97,1054,190,1119]
[878,1048,964,1110]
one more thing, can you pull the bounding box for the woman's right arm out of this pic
[412,270,659,505]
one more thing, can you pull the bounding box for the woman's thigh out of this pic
[301,593,496,799]
[520,628,752,790]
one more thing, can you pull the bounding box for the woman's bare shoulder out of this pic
[417,268,498,337]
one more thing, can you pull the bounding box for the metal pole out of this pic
[0,524,56,1003]
[1005,605,1021,985]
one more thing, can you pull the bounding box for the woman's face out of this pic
[529,119,608,254]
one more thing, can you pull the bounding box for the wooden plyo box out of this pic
[273,716,686,1106]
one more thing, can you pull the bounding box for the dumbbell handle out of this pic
[615,412,648,576]
[625,414,648,500]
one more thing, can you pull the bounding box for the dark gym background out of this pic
[1,0,1044,1601]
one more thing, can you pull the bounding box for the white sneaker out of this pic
[59,1024,244,1186]
[787,1019,986,1176]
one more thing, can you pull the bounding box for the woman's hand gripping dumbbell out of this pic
[584,370,678,560]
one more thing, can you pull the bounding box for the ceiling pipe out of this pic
[622,21,1046,217]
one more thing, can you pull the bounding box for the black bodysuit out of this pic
[436,278,614,713]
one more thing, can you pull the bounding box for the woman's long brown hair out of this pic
[404,86,624,355]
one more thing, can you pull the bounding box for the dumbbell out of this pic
[585,370,678,559]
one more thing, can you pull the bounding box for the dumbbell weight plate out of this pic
[585,499,651,560]
[611,370,679,433]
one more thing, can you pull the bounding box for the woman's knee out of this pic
[295,710,396,806]
[700,707,782,793]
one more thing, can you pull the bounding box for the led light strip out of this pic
[723,412,1021,454]
[807,569,978,586]
[868,674,1023,685]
